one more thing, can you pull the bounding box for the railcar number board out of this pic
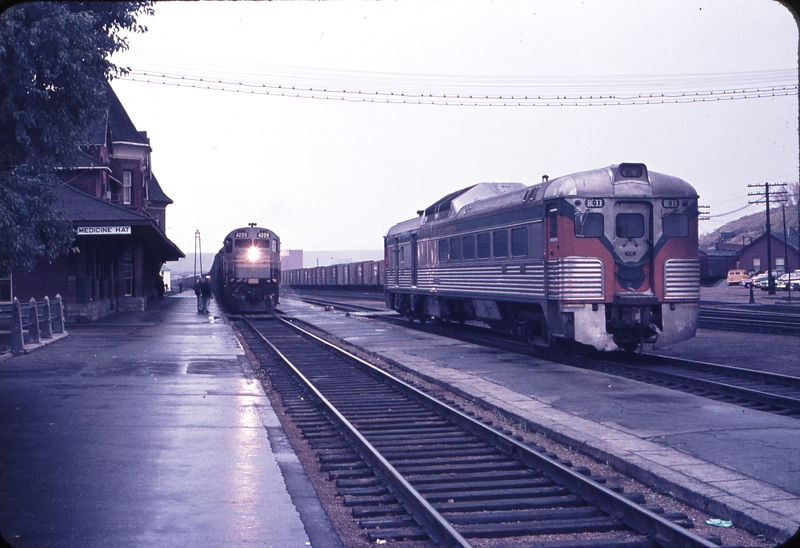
[585,198,605,208]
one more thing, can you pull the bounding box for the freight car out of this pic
[384,163,700,352]
[211,225,281,312]
[282,260,384,291]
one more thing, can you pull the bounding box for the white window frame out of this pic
[123,171,132,205]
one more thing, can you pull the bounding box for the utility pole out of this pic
[748,182,788,295]
[194,230,203,282]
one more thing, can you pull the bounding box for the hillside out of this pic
[700,190,799,249]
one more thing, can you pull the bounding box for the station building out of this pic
[9,84,184,322]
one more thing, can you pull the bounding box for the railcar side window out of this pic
[663,213,688,237]
[438,239,449,262]
[463,235,475,260]
[235,238,252,248]
[477,232,490,259]
[511,227,527,257]
[418,241,427,266]
[400,246,405,264]
[575,213,604,238]
[449,238,462,261]
[615,213,644,239]
[493,230,508,258]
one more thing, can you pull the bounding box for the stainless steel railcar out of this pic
[211,225,281,312]
[384,163,700,351]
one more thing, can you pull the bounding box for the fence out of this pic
[0,295,67,354]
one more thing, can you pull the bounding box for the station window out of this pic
[511,227,527,257]
[574,213,604,238]
[616,213,644,239]
[122,171,132,205]
[477,232,491,259]
[752,258,761,272]
[449,238,462,261]
[463,235,475,260]
[438,239,449,263]
[493,230,508,258]
[663,214,688,238]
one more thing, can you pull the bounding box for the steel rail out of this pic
[245,313,719,548]
[242,316,471,548]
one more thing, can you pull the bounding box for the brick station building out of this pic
[10,84,184,322]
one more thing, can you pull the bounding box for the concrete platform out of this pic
[277,298,800,543]
[0,294,340,548]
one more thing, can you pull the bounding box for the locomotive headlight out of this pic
[247,246,260,262]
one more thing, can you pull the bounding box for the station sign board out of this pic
[77,226,132,235]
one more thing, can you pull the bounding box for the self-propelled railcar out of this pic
[211,225,281,312]
[384,163,700,351]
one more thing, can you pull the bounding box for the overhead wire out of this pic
[115,52,798,106]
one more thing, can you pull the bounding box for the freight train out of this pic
[210,225,281,312]
[283,260,384,290]
[384,163,700,352]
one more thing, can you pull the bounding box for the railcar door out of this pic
[613,202,653,292]
[393,237,400,287]
[410,234,418,287]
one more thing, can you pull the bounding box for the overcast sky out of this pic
[109,0,799,260]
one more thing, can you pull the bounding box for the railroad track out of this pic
[698,303,800,335]
[282,293,800,419]
[237,313,720,548]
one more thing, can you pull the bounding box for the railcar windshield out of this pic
[616,213,644,238]
[663,213,689,237]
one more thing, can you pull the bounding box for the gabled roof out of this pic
[742,231,800,253]
[106,84,149,146]
[148,174,173,205]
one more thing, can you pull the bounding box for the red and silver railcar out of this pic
[384,163,700,351]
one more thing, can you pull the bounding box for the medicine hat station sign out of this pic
[77,226,132,235]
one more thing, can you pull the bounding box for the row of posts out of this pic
[6,295,66,353]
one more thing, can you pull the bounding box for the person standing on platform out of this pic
[194,278,203,313]
[200,276,212,314]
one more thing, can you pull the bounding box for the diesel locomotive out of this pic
[211,225,281,312]
[384,163,700,352]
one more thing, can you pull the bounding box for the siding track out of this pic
[238,314,720,548]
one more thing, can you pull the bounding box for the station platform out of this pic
[0,293,340,548]
[277,298,800,545]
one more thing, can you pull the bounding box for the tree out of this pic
[0,1,153,276]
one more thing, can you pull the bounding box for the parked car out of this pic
[726,269,750,285]
[777,270,800,291]
[741,272,763,288]
[756,271,782,290]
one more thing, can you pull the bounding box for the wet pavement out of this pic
[0,293,337,548]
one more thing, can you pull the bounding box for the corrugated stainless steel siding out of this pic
[546,257,604,301]
[664,258,700,300]
[417,263,547,297]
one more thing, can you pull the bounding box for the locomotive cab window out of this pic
[615,213,644,238]
[575,213,604,238]
[224,238,233,253]
[493,230,508,258]
[511,227,527,257]
[252,239,270,248]
[235,238,252,248]
[463,235,475,260]
[663,213,689,238]
[477,232,491,259]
